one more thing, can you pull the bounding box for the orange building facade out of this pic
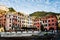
[5,12,25,31]
[0,11,6,32]
[34,15,57,30]
[33,18,41,30]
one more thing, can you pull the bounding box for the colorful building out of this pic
[5,12,25,31]
[41,15,57,30]
[0,5,9,32]
[21,15,33,28]
[0,11,58,31]
[27,16,33,27]
[1,12,34,32]
[33,15,57,30]
[0,5,58,32]
[33,18,42,30]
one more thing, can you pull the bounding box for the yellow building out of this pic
[0,27,4,32]
[56,14,60,27]
[23,15,28,27]
[0,5,9,12]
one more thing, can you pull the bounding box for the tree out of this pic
[40,24,44,31]
[9,7,16,12]
[29,11,59,18]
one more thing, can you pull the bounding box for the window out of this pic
[4,19,6,20]
[22,25,25,27]
[9,24,11,27]
[48,20,50,22]
[5,15,6,17]
[37,26,39,27]
[13,24,14,25]
[0,16,1,18]
[15,19,17,21]
[18,20,19,22]
[43,21,44,23]
[18,24,19,27]
[44,24,47,26]
[52,16,54,18]
[20,25,21,27]
[28,22,29,24]
[22,21,25,23]
[0,24,1,26]
[34,20,36,21]
[34,23,36,25]
[30,25,32,27]
[18,17,20,19]
[2,24,3,26]
[59,18,60,20]
[13,16,15,17]
[52,23,54,26]
[49,24,51,26]
[10,21,11,23]
[52,20,54,22]
[20,21,21,23]
[4,22,5,24]
[48,17,50,18]
[9,15,11,17]
[16,24,17,26]
[38,23,39,24]
[0,20,1,21]
[40,19,41,20]
[3,25,5,27]
[10,19,11,20]
[16,16,17,18]
[45,20,47,23]
[23,25,25,27]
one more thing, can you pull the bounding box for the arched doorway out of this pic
[49,27,54,30]
[44,28,47,31]
[49,27,54,32]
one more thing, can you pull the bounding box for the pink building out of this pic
[41,15,57,30]
[34,15,57,30]
[33,18,41,30]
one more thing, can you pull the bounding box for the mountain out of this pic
[29,11,60,18]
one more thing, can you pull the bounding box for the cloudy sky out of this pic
[0,0,60,14]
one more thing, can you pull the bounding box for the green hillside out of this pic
[30,11,60,18]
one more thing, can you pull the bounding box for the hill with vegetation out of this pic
[29,11,60,18]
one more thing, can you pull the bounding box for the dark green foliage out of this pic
[9,7,16,12]
[40,24,44,31]
[30,11,60,18]
[18,12,22,15]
